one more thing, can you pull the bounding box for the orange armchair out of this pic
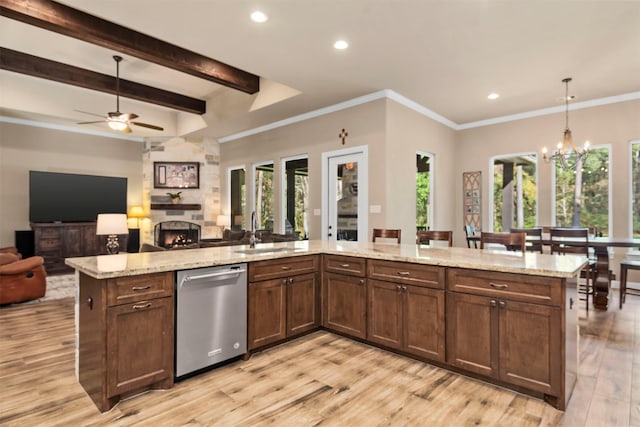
[0,255,47,304]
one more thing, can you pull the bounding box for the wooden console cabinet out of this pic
[32,222,127,274]
[248,255,319,350]
[78,271,174,412]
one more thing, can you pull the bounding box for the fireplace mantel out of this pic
[150,203,202,210]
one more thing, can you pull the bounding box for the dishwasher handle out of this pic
[180,268,246,286]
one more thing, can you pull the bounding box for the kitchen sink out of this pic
[234,247,295,255]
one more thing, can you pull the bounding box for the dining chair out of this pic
[510,227,544,254]
[549,227,596,313]
[464,225,479,249]
[372,228,401,244]
[417,230,452,247]
[480,231,526,253]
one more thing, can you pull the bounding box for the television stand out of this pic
[31,222,128,275]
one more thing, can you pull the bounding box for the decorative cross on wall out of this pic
[339,128,348,145]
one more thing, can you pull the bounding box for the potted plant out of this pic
[167,191,182,204]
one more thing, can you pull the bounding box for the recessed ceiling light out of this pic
[488,93,500,100]
[334,40,349,50]
[250,11,268,23]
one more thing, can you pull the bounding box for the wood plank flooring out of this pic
[1,290,638,426]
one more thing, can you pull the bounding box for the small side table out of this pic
[620,260,640,309]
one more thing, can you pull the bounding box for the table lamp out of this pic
[96,213,128,254]
[127,205,145,228]
[217,214,230,232]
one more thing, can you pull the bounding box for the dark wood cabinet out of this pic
[78,271,174,412]
[32,222,127,274]
[248,256,319,350]
[323,255,367,339]
[446,268,563,399]
[367,260,445,362]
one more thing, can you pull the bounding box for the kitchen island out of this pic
[67,240,586,412]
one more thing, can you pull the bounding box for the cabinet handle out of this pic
[396,284,402,292]
[283,279,288,285]
[402,286,407,292]
[359,279,365,285]
[499,301,506,309]
[490,300,497,307]
[397,271,411,276]
[289,277,294,284]
[133,302,152,310]
[340,263,350,268]
[281,266,291,271]
[132,285,151,291]
[489,282,508,289]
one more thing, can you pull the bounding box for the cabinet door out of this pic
[323,272,366,339]
[367,279,403,349]
[106,297,174,397]
[446,292,496,377]
[404,285,445,362]
[498,300,561,395]
[63,226,83,257]
[287,272,319,336]
[248,278,286,350]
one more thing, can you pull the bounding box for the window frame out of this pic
[280,154,309,236]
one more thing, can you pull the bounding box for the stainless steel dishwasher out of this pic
[175,263,247,379]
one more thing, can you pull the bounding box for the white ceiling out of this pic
[1,0,639,140]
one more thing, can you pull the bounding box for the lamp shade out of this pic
[217,215,230,227]
[128,206,145,218]
[96,213,129,235]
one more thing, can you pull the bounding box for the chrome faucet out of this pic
[249,211,259,248]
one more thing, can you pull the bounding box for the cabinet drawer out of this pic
[37,228,62,239]
[249,255,318,282]
[38,238,61,251]
[368,259,444,289]
[107,272,173,306]
[323,255,366,277]
[447,268,562,306]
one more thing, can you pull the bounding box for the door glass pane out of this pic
[337,162,358,241]
[633,142,640,237]
[492,154,537,231]
[554,147,609,235]
[284,158,308,239]
[254,163,274,231]
[230,168,245,231]
[416,153,431,233]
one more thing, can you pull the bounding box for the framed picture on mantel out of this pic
[154,162,200,189]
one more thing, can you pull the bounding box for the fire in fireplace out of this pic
[154,221,201,249]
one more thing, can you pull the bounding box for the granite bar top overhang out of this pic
[65,240,588,280]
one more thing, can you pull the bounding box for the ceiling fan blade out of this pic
[131,121,164,131]
[75,110,106,118]
[77,120,106,125]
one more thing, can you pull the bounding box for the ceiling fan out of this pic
[77,55,164,133]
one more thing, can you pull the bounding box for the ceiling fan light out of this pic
[108,120,128,131]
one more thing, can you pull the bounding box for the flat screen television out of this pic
[29,171,127,223]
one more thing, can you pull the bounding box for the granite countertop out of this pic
[65,240,587,280]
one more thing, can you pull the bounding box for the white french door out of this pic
[322,146,368,242]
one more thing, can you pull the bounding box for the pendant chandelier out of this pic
[542,77,590,170]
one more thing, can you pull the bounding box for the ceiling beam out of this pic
[0,48,207,115]
[0,0,260,94]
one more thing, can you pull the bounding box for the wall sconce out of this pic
[96,213,128,254]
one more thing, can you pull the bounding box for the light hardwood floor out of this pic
[1,289,638,426]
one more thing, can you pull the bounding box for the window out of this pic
[554,146,609,235]
[416,153,433,232]
[632,141,640,237]
[491,154,537,231]
[229,167,245,231]
[253,162,274,231]
[282,156,309,239]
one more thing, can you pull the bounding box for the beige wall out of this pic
[0,122,143,247]
[220,99,387,240]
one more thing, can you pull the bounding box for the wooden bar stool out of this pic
[620,260,640,309]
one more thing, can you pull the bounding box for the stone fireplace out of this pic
[154,221,201,248]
